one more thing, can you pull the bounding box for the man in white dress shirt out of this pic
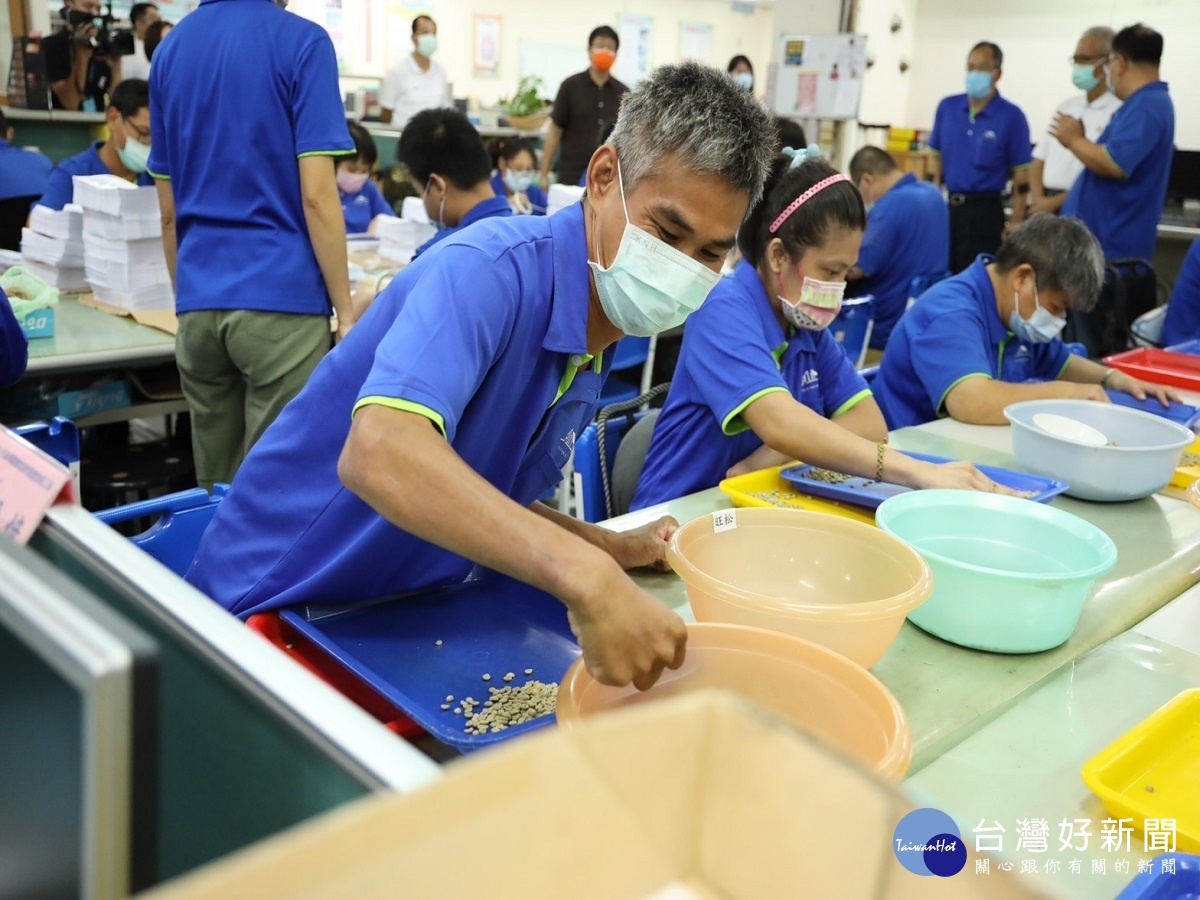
[379,15,451,127]
[119,3,159,82]
[1029,26,1121,216]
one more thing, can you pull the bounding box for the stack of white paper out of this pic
[547,184,585,216]
[400,196,431,224]
[71,173,160,217]
[21,260,89,292]
[20,204,86,281]
[376,216,436,265]
[73,175,173,311]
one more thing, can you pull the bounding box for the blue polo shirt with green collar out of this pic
[147,0,353,315]
[874,255,1072,429]
[631,261,870,509]
[187,204,613,617]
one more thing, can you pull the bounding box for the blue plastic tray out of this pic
[1117,853,1200,899]
[1166,340,1200,357]
[780,451,1069,510]
[279,573,581,752]
[1107,389,1200,430]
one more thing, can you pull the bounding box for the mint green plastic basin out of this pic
[875,490,1117,653]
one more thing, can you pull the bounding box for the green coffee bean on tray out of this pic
[801,466,858,485]
[445,679,559,736]
[1180,451,1200,469]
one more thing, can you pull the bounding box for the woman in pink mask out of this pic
[337,121,397,234]
[631,146,1004,510]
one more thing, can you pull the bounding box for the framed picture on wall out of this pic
[474,14,501,75]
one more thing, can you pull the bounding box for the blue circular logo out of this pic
[893,808,966,877]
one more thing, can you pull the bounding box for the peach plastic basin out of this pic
[666,507,933,668]
[555,623,913,780]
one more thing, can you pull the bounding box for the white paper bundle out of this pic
[547,184,585,216]
[400,196,431,223]
[91,280,174,312]
[376,217,436,265]
[71,174,160,217]
[21,260,89,292]
[83,209,162,241]
[21,228,85,267]
[82,233,168,267]
[28,203,84,241]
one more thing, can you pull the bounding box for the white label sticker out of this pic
[712,509,737,533]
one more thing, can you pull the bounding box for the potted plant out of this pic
[502,76,548,132]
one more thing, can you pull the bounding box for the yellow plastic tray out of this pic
[1081,689,1200,853]
[718,466,877,527]
[1171,436,1200,489]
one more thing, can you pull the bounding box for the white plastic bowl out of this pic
[1005,399,1193,501]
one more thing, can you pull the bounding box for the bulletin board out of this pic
[770,33,867,121]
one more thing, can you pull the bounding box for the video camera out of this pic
[62,3,135,57]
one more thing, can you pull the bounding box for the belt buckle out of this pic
[949,193,967,207]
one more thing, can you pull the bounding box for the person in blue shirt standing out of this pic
[1161,239,1200,347]
[35,79,155,212]
[846,145,949,353]
[1053,24,1175,357]
[398,108,512,260]
[929,42,1032,274]
[489,137,548,215]
[186,63,777,690]
[149,0,356,490]
[632,149,1002,511]
[0,288,29,387]
[874,215,1173,429]
[337,121,396,234]
[0,109,54,251]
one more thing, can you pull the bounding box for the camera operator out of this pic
[43,0,125,111]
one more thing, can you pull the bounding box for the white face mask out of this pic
[588,160,721,337]
[503,169,536,194]
[1008,277,1065,344]
[117,128,151,174]
[416,34,438,58]
[337,170,370,194]
[778,268,846,331]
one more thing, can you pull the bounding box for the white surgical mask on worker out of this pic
[588,160,721,337]
[417,34,438,57]
[1009,273,1065,344]
[503,169,536,194]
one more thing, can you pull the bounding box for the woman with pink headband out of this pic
[631,146,1006,509]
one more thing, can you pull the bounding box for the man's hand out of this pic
[1049,114,1085,148]
[1107,369,1180,405]
[606,515,678,573]
[567,558,687,690]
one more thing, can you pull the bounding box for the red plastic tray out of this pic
[1104,348,1200,392]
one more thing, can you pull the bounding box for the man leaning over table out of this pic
[186,63,776,691]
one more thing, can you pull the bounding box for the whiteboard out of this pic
[518,41,587,100]
[771,33,868,122]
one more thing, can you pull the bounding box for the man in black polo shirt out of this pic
[538,25,628,191]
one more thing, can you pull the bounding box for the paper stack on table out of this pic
[72,174,173,311]
[376,215,436,265]
[20,204,87,289]
[547,184,585,216]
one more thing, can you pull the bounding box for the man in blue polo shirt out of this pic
[847,145,949,353]
[149,0,356,490]
[397,108,511,259]
[930,42,1032,274]
[1054,23,1174,356]
[35,79,154,212]
[875,215,1173,429]
[186,63,776,690]
[0,109,54,251]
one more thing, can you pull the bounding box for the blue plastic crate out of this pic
[1118,853,1200,899]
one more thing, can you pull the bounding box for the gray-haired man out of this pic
[188,62,776,691]
[874,214,1176,429]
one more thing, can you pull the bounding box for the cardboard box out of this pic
[145,692,1040,899]
[16,305,54,339]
